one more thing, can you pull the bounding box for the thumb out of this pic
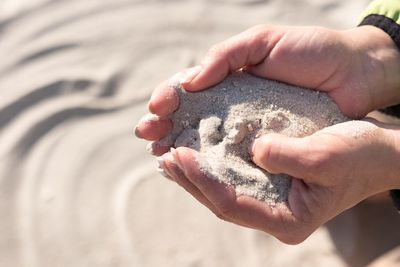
[181,26,281,92]
[251,133,326,180]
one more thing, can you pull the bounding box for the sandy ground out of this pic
[0,0,399,267]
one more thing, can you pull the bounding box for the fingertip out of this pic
[146,141,171,156]
[148,82,179,117]
[171,147,212,184]
[178,65,202,87]
[252,134,316,179]
[251,134,283,174]
[134,125,142,139]
[135,114,173,141]
[147,100,157,115]
[156,155,174,181]
[170,146,197,171]
[160,152,179,182]
[166,65,205,92]
[183,61,228,92]
[171,146,196,157]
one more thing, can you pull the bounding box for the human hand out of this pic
[134,24,400,243]
[157,120,400,244]
[135,24,400,153]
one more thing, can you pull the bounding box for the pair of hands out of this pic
[135,25,400,244]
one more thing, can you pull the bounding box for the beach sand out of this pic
[160,73,347,203]
[1,0,400,267]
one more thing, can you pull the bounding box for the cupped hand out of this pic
[158,120,400,244]
[134,24,400,243]
[135,24,400,148]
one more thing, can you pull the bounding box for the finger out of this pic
[245,27,341,91]
[251,133,329,181]
[146,141,171,156]
[160,152,226,218]
[184,25,282,92]
[155,155,174,182]
[171,147,298,238]
[134,114,172,141]
[170,147,238,213]
[148,80,179,117]
[164,152,254,227]
[164,150,264,227]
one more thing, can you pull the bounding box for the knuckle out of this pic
[302,148,333,177]
[248,34,268,55]
[207,42,227,58]
[227,44,245,67]
[209,40,242,69]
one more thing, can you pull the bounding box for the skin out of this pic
[135,25,400,244]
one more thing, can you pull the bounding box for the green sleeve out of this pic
[359,0,400,49]
[360,0,400,24]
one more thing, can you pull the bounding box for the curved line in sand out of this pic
[112,162,155,266]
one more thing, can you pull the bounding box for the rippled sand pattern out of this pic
[3,0,398,267]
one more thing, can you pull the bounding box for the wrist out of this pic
[391,128,400,189]
[344,26,400,111]
[382,126,400,190]
[361,123,400,193]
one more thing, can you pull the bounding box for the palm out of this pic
[237,26,372,118]
[161,146,331,244]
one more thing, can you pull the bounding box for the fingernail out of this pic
[179,65,202,84]
[134,125,143,138]
[249,138,258,157]
[170,147,184,170]
[160,153,177,180]
[156,156,171,179]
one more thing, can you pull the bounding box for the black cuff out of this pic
[390,190,400,211]
[359,14,400,49]
[360,14,400,212]
[379,105,400,117]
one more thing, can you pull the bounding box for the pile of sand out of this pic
[160,72,348,203]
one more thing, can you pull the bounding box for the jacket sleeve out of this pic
[359,0,400,211]
[359,0,400,47]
